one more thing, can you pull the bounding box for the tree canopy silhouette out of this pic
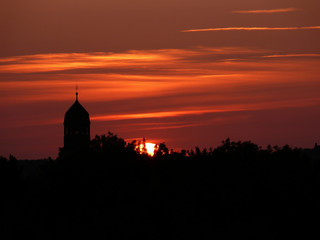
[1,134,320,239]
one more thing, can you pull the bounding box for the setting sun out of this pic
[139,142,157,156]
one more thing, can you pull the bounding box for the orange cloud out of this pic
[181,26,320,32]
[0,51,173,73]
[91,107,244,121]
[232,8,300,14]
[263,54,320,58]
[1,48,320,119]
[91,98,320,122]
[0,47,269,74]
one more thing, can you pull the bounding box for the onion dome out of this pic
[64,92,90,126]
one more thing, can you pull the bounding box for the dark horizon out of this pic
[1,132,320,239]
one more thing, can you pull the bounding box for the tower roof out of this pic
[64,92,90,125]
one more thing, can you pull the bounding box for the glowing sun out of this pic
[140,143,157,156]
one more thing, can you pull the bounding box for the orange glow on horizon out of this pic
[1,49,320,143]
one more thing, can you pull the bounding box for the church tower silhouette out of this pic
[64,92,90,151]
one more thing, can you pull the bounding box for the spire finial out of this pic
[76,85,78,101]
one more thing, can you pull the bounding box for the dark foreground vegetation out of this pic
[1,133,320,239]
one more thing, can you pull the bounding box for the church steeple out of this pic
[63,92,90,151]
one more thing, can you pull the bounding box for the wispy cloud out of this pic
[1,47,320,129]
[91,107,247,121]
[232,8,300,14]
[90,98,320,122]
[1,47,320,108]
[182,26,320,33]
[0,51,173,74]
[263,53,320,58]
[0,47,266,74]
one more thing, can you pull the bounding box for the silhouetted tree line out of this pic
[1,133,320,239]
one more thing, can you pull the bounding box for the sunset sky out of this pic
[1,0,320,159]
